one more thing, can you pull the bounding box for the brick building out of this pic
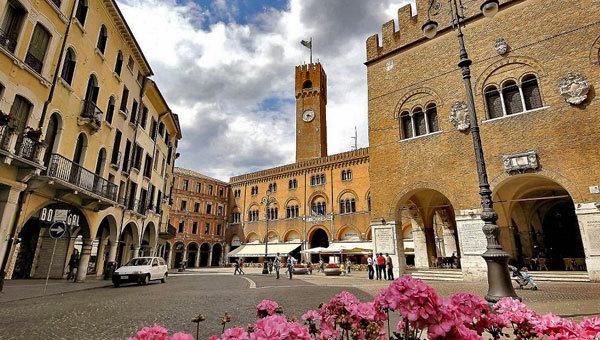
[366,0,600,280]
[166,167,229,268]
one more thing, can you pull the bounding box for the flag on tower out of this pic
[301,38,313,63]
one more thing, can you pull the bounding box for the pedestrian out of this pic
[287,255,295,279]
[377,253,386,280]
[307,261,313,275]
[345,258,352,275]
[386,253,394,280]
[274,253,281,279]
[239,258,245,275]
[319,258,324,273]
[340,261,346,276]
[67,249,79,282]
[233,259,240,275]
[268,259,273,274]
[367,255,374,280]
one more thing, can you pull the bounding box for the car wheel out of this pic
[113,281,120,288]
[143,274,150,285]
[161,273,167,283]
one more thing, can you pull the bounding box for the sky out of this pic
[117,0,412,181]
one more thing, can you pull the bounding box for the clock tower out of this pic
[295,63,327,162]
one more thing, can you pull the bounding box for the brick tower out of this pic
[295,63,327,161]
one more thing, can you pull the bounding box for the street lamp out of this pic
[261,190,276,275]
[422,0,517,303]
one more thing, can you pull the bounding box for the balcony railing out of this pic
[0,125,13,151]
[46,153,118,202]
[0,28,18,53]
[24,53,43,74]
[14,134,41,161]
[80,100,103,132]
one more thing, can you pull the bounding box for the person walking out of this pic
[367,256,374,280]
[233,259,239,275]
[67,249,79,282]
[319,258,324,273]
[386,253,394,280]
[274,254,281,279]
[238,258,245,275]
[377,253,386,280]
[345,258,352,275]
[268,259,273,274]
[287,255,295,279]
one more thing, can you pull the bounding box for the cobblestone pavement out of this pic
[1,271,599,339]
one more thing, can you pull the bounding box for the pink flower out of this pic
[250,315,311,340]
[221,327,249,340]
[533,314,581,339]
[301,310,322,322]
[348,302,378,322]
[580,317,600,338]
[170,333,194,340]
[494,297,538,338]
[256,299,279,317]
[128,324,169,340]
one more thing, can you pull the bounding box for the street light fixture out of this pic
[261,190,276,275]
[422,0,518,303]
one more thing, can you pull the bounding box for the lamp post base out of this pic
[262,262,269,275]
[482,250,519,303]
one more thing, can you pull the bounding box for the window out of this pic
[60,48,76,85]
[521,75,542,110]
[250,186,258,196]
[288,179,297,189]
[484,86,503,119]
[119,86,129,113]
[217,205,224,216]
[1,0,27,53]
[140,106,148,129]
[206,203,212,214]
[180,200,187,211]
[341,170,352,181]
[232,212,241,223]
[204,223,210,234]
[150,118,157,140]
[193,202,200,213]
[178,220,184,233]
[122,139,131,172]
[82,75,99,118]
[310,174,326,186]
[266,207,278,220]
[137,71,144,85]
[143,154,152,178]
[10,95,32,133]
[25,23,51,73]
[268,182,277,192]
[158,122,165,137]
[182,180,189,191]
[339,196,356,214]
[286,204,299,218]
[130,100,138,124]
[502,80,523,115]
[425,104,439,133]
[216,224,222,236]
[413,107,426,136]
[400,111,413,139]
[75,0,88,25]
[196,182,202,193]
[248,208,259,222]
[97,25,107,54]
[303,80,312,89]
[218,187,224,197]
[127,56,134,71]
[133,144,142,170]
[208,185,213,195]
[311,198,326,216]
[399,103,440,139]
[105,96,115,124]
[192,222,198,234]
[233,189,241,197]
[110,129,121,165]
[114,51,123,76]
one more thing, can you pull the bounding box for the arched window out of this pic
[413,107,426,136]
[75,0,88,26]
[484,85,503,119]
[97,25,108,54]
[339,193,356,214]
[286,201,299,218]
[9,95,32,133]
[303,80,312,89]
[105,96,115,124]
[73,133,87,165]
[502,80,523,115]
[158,122,165,137]
[25,23,51,73]
[266,206,278,220]
[425,103,439,133]
[43,113,61,166]
[95,148,106,176]
[521,74,542,110]
[399,111,413,139]
[288,179,297,189]
[1,0,27,53]
[248,207,259,222]
[61,48,76,84]
[82,75,99,118]
[114,51,123,76]
[311,196,326,216]
[341,169,352,181]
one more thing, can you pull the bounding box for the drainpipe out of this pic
[39,0,78,129]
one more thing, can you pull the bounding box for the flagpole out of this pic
[310,37,313,64]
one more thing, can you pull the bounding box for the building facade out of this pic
[166,167,229,268]
[227,63,374,263]
[366,0,600,280]
[0,0,181,283]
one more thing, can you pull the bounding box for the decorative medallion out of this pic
[558,72,590,105]
[495,38,509,55]
[385,60,394,72]
[449,101,470,131]
[502,151,539,174]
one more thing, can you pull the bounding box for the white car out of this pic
[112,257,168,287]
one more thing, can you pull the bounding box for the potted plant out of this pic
[0,111,16,129]
[25,127,43,141]
[324,263,341,276]
[292,263,309,275]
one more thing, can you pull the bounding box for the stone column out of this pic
[208,244,213,267]
[224,243,230,265]
[95,238,108,277]
[455,209,488,281]
[133,246,141,259]
[108,241,118,262]
[442,226,458,257]
[194,250,200,268]
[76,239,92,283]
[182,248,187,268]
[0,186,23,270]
[371,221,406,278]
[167,246,173,268]
[575,202,600,281]
[411,222,429,269]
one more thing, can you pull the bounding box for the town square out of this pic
[0,0,599,339]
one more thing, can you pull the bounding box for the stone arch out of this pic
[141,221,157,256]
[284,196,300,207]
[393,87,443,119]
[475,55,547,95]
[308,225,330,240]
[117,221,140,265]
[199,243,211,267]
[187,242,199,267]
[336,189,359,204]
[336,226,361,241]
[92,214,118,276]
[211,243,223,266]
[246,232,260,243]
[284,229,301,242]
[387,180,453,218]
[308,190,329,203]
[308,226,330,262]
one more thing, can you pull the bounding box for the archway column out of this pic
[108,241,118,263]
[167,246,173,267]
[76,239,92,282]
[442,226,458,257]
[208,244,213,267]
[411,220,429,269]
[371,220,406,277]
[194,249,200,267]
[95,238,108,277]
[575,202,600,281]
[455,209,488,281]
[0,186,24,266]
[133,246,141,259]
[182,248,188,267]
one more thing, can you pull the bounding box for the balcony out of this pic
[45,153,118,208]
[0,126,44,171]
[110,151,121,169]
[78,100,103,132]
[0,28,18,53]
[24,52,43,74]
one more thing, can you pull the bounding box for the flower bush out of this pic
[131,276,600,340]
[325,263,339,268]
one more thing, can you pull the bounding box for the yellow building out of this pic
[0,0,181,283]
[227,63,373,263]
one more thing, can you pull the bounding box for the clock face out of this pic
[302,109,315,122]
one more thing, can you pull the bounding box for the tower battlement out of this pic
[366,0,516,63]
[295,63,327,103]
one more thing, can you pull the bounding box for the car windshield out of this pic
[126,258,152,266]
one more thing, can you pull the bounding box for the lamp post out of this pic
[421,0,518,302]
[261,190,276,275]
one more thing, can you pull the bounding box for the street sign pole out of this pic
[43,238,58,296]
[43,222,67,295]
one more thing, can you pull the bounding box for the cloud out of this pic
[118,0,412,181]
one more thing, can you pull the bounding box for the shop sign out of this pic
[231,237,241,247]
[39,207,80,227]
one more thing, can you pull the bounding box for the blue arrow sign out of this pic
[49,222,67,239]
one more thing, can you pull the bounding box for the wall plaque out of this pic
[457,222,487,255]
[374,227,396,255]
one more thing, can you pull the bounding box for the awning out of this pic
[227,243,302,257]
[300,247,328,254]
[324,242,373,254]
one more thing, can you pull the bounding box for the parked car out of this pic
[112,257,168,287]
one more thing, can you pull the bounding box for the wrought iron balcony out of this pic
[46,153,118,202]
[79,100,103,132]
[14,134,41,162]
[0,28,18,53]
[0,125,13,151]
[24,52,43,74]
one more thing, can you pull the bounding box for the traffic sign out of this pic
[49,222,67,239]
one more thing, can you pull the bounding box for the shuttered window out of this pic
[522,75,542,110]
[25,24,51,73]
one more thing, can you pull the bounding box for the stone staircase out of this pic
[528,271,590,282]
[407,268,464,281]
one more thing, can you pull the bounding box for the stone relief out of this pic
[558,72,590,105]
[495,38,509,55]
[449,101,470,131]
[502,151,539,173]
